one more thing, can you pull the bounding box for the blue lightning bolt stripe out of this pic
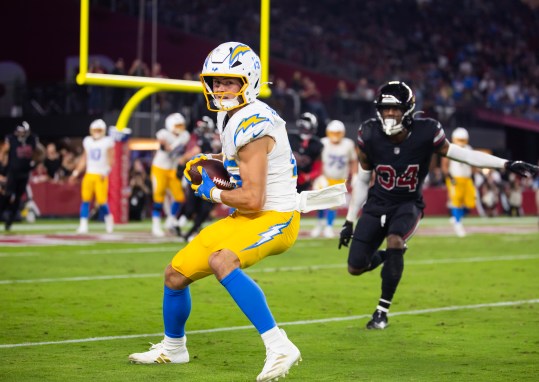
[229,44,251,66]
[242,213,294,251]
[234,114,269,145]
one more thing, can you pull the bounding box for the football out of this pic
[187,158,235,190]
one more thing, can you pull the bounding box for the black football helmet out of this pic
[14,121,31,142]
[374,81,415,135]
[296,112,318,137]
[194,116,216,138]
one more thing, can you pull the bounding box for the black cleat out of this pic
[366,310,388,330]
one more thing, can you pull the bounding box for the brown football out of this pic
[187,158,235,190]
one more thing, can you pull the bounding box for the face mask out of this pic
[382,118,403,136]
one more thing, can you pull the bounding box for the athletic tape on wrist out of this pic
[211,188,222,203]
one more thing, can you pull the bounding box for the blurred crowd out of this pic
[94,0,539,123]
[16,0,539,127]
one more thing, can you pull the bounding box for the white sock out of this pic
[163,335,186,351]
[261,326,288,352]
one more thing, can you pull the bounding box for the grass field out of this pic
[1,216,538,381]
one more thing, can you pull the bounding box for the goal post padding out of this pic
[108,127,131,223]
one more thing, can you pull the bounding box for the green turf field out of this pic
[1,217,538,381]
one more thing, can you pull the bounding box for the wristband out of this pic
[211,188,222,203]
[72,170,80,177]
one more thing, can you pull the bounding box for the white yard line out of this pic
[1,298,537,349]
[1,254,538,285]
[2,216,536,231]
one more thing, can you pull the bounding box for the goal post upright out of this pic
[76,0,272,223]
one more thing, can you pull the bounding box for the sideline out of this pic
[1,254,539,285]
[1,299,537,349]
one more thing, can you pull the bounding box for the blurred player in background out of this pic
[311,120,358,238]
[129,42,303,382]
[441,127,475,237]
[70,119,114,234]
[150,112,190,237]
[339,81,539,330]
[0,121,44,231]
[288,112,323,192]
[175,116,220,242]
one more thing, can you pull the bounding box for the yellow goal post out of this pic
[76,0,272,131]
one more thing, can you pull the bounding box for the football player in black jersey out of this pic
[0,122,44,231]
[339,81,538,330]
[288,112,324,192]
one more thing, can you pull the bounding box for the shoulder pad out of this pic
[232,108,275,150]
[358,118,378,146]
[156,129,169,141]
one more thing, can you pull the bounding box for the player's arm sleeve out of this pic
[446,143,507,169]
[345,164,371,222]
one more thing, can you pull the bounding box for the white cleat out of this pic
[76,226,88,234]
[165,215,177,234]
[310,225,322,238]
[256,330,301,382]
[77,218,89,234]
[104,214,114,234]
[152,217,165,237]
[323,226,335,238]
[453,222,466,237]
[129,340,189,364]
[152,227,165,237]
[178,215,188,228]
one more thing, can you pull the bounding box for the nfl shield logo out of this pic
[394,147,400,155]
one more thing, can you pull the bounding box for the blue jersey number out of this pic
[89,148,101,161]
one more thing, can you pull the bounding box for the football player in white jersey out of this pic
[150,112,190,237]
[311,120,358,238]
[129,42,302,382]
[441,127,476,237]
[70,119,114,234]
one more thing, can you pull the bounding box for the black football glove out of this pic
[504,161,539,178]
[338,220,354,249]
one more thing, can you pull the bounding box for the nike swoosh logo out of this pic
[252,130,263,139]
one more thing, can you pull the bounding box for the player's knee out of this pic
[208,249,240,279]
[386,234,405,249]
[348,264,369,276]
[164,264,191,289]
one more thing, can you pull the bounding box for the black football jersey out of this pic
[357,117,446,207]
[6,134,38,174]
[288,133,323,173]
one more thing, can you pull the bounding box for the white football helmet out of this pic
[165,113,186,135]
[451,127,469,146]
[200,42,261,112]
[89,119,106,139]
[326,120,346,143]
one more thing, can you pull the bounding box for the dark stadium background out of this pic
[1,0,538,164]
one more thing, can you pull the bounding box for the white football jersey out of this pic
[449,144,473,178]
[152,129,190,170]
[83,136,114,175]
[320,137,357,180]
[216,100,297,213]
